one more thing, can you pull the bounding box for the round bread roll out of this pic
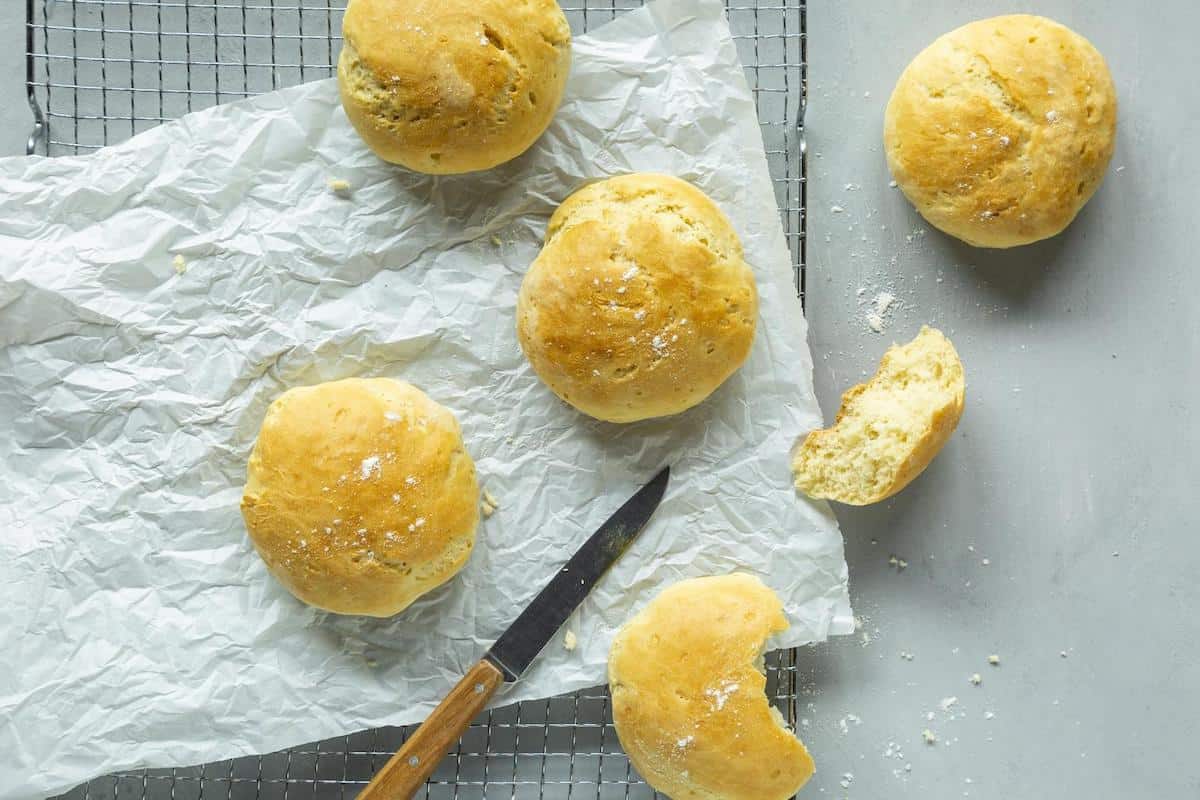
[609,575,815,800]
[240,378,478,617]
[516,174,758,423]
[336,0,571,174]
[884,15,1117,248]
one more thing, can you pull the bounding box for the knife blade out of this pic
[485,464,671,680]
[358,466,671,799]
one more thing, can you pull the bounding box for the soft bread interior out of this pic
[793,326,964,505]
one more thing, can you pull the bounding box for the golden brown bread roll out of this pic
[609,575,815,800]
[337,0,571,174]
[241,378,478,617]
[516,174,758,423]
[884,15,1117,247]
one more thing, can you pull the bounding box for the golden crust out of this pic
[793,326,965,505]
[337,0,571,174]
[884,14,1117,248]
[240,378,478,617]
[609,575,815,800]
[516,174,758,423]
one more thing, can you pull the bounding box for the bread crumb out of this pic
[831,204,846,213]
[969,673,982,686]
[888,180,898,188]
[171,254,187,275]
[490,234,503,246]
[1060,650,1068,658]
[984,711,995,720]
[981,558,991,566]
[483,489,500,508]
[922,729,938,745]
[988,654,1000,665]
[866,291,896,333]
[940,696,959,711]
[482,501,495,518]
[327,177,352,195]
[1045,110,1060,124]
[563,630,577,651]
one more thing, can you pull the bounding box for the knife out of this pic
[359,466,671,799]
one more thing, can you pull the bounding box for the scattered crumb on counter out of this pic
[865,291,897,333]
[900,651,915,661]
[1115,165,1125,172]
[327,177,352,195]
[1060,650,1069,658]
[922,729,938,745]
[969,673,982,686]
[481,501,495,518]
[981,558,991,566]
[984,711,995,720]
[563,630,577,651]
[940,696,959,711]
[483,489,500,508]
[988,654,1001,666]
[490,234,503,247]
[888,179,898,187]
[831,204,845,214]
[172,254,187,275]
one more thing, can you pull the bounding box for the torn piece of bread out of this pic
[609,574,815,800]
[793,326,965,505]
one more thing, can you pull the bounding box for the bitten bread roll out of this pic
[241,378,478,617]
[884,15,1117,248]
[516,174,758,423]
[609,575,815,800]
[336,0,571,174]
[793,326,965,505]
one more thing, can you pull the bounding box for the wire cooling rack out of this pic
[27,1,808,797]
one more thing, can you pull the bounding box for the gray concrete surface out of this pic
[4,1,1198,798]
[800,1,1199,797]
[0,6,28,155]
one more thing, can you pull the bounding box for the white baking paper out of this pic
[0,0,850,795]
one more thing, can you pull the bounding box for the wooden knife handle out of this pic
[358,658,504,800]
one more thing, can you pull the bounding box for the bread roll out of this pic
[516,174,758,423]
[609,574,815,800]
[793,326,965,505]
[241,378,478,617]
[336,0,571,174]
[884,15,1117,248]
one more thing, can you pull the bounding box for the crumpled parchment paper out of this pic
[0,0,850,795]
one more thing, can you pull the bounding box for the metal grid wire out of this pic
[26,1,808,796]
